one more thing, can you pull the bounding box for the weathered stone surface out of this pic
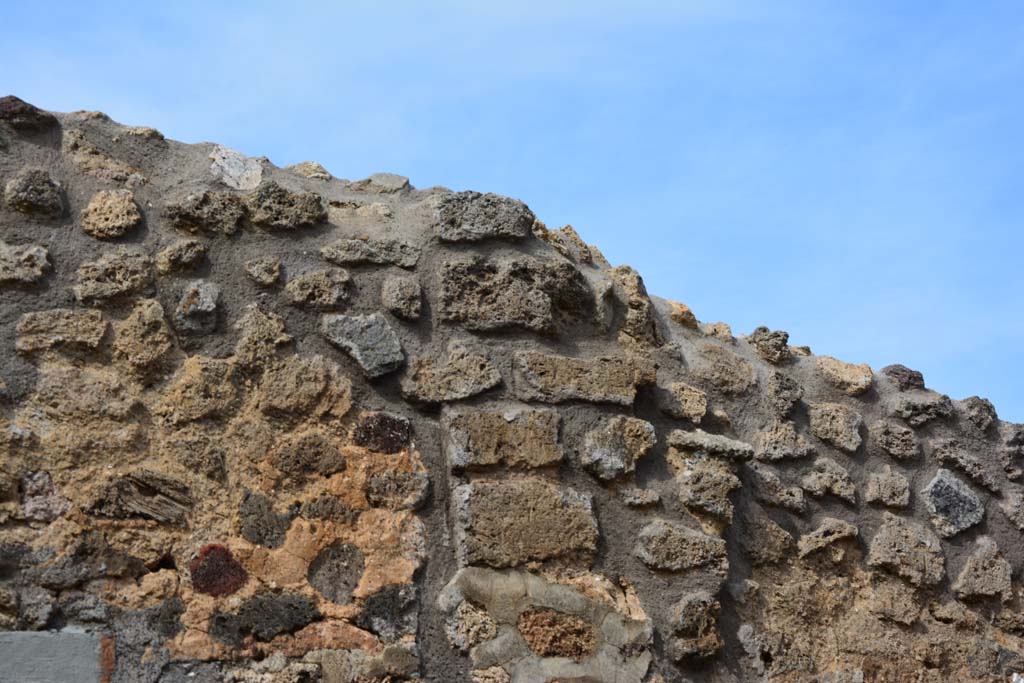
[797,517,859,559]
[953,537,1012,602]
[3,168,63,217]
[891,392,954,427]
[668,428,754,460]
[189,544,248,597]
[512,351,654,405]
[801,457,857,503]
[869,420,919,459]
[208,145,263,190]
[437,256,592,334]
[881,363,925,391]
[320,237,420,268]
[766,370,803,416]
[748,326,790,364]
[867,512,945,586]
[865,465,911,508]
[737,506,794,566]
[155,239,205,274]
[0,240,50,285]
[960,396,997,433]
[667,591,723,661]
[321,312,404,377]
[749,462,807,513]
[809,402,863,452]
[286,160,332,180]
[284,268,350,309]
[610,265,662,347]
[402,341,501,403]
[435,190,535,242]
[165,190,247,235]
[668,448,742,523]
[443,405,562,470]
[634,519,728,573]
[352,412,411,454]
[0,95,59,131]
[244,257,281,286]
[174,280,220,334]
[931,438,1001,493]
[307,541,364,604]
[692,343,756,395]
[349,172,410,193]
[658,381,707,423]
[90,469,192,524]
[754,421,814,461]
[210,593,320,645]
[73,247,154,304]
[81,188,143,238]
[922,469,984,537]
[16,308,107,353]
[816,356,873,396]
[453,479,597,567]
[580,416,656,480]
[112,299,176,380]
[380,274,421,319]
[246,180,326,230]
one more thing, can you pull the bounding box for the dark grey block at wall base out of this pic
[0,632,101,683]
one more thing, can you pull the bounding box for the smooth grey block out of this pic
[0,631,100,683]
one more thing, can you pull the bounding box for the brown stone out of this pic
[442,405,562,470]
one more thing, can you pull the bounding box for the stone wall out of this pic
[1,95,1023,682]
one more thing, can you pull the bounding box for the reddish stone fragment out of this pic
[189,544,248,597]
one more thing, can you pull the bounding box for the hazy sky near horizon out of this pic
[4,1,1023,419]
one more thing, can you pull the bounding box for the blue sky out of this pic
[4,1,1023,420]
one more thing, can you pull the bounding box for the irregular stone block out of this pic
[270,429,346,478]
[286,160,332,180]
[748,326,790,364]
[285,268,350,309]
[307,540,365,604]
[867,512,945,586]
[808,402,863,452]
[754,421,814,461]
[81,188,142,238]
[174,280,220,335]
[189,544,248,597]
[381,275,422,319]
[365,469,429,510]
[869,420,919,460]
[797,517,859,559]
[737,506,794,566]
[320,237,420,268]
[748,463,807,513]
[208,145,263,190]
[692,343,756,395]
[434,190,535,242]
[658,381,707,423]
[801,457,856,503]
[881,364,925,391]
[243,257,281,286]
[21,471,70,522]
[442,405,563,470]
[355,584,418,642]
[0,240,50,285]
[959,396,997,433]
[610,265,662,347]
[437,257,592,334]
[518,607,596,660]
[667,591,723,661]
[3,168,63,217]
[246,180,326,230]
[890,392,954,427]
[15,308,107,353]
[668,429,754,460]
[155,238,205,274]
[402,341,502,404]
[0,95,59,131]
[816,356,873,396]
[668,449,741,523]
[90,469,192,524]
[349,172,410,193]
[922,469,984,537]
[112,299,176,380]
[953,537,1012,602]
[210,593,320,646]
[453,479,597,567]
[321,312,404,377]
[580,416,656,480]
[256,354,350,418]
[931,439,1001,493]
[766,371,803,417]
[353,412,412,454]
[865,465,910,508]
[165,190,247,235]
[73,247,154,304]
[238,491,292,548]
[512,351,654,406]
[633,519,727,573]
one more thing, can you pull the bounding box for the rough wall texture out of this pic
[1,95,1023,683]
